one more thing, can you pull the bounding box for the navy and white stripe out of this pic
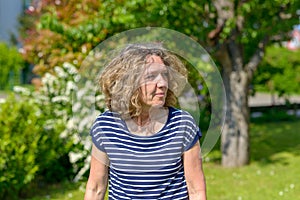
[90,107,201,200]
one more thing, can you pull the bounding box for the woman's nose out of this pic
[156,74,168,88]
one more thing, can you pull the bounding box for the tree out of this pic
[205,0,299,167]
[20,0,300,167]
[19,0,107,75]
[253,45,300,97]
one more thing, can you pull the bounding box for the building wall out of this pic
[0,0,23,44]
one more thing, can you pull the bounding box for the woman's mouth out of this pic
[155,92,165,97]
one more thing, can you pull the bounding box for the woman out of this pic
[84,43,206,200]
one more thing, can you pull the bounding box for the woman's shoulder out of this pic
[96,109,120,120]
[168,106,198,126]
[169,107,194,118]
[91,110,124,133]
[92,109,123,127]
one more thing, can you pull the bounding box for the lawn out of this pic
[24,120,300,200]
[205,120,300,200]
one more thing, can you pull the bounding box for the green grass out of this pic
[204,120,300,200]
[24,120,300,200]
[19,181,86,200]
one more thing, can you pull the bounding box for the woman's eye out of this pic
[145,74,155,80]
[162,72,169,78]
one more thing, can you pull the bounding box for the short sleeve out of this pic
[90,117,106,153]
[181,111,202,152]
[183,126,201,152]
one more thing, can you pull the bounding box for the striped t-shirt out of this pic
[90,107,201,200]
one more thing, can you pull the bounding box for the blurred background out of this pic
[0,0,300,199]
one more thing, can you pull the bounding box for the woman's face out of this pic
[139,55,169,108]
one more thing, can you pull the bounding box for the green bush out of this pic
[0,95,41,199]
[14,63,105,183]
[0,43,24,90]
[0,94,77,199]
[250,108,298,123]
[34,119,75,184]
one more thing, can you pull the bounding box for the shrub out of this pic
[13,62,105,183]
[0,95,41,199]
[0,62,105,198]
[0,43,24,90]
[0,93,79,199]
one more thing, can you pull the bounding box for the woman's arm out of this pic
[183,141,207,200]
[84,145,109,200]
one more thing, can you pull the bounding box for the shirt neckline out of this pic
[120,107,173,139]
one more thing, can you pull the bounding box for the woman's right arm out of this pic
[84,145,109,200]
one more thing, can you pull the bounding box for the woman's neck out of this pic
[135,113,150,126]
[127,106,169,136]
[135,106,166,126]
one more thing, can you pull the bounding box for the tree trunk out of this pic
[221,69,250,167]
[210,0,268,168]
[216,42,250,167]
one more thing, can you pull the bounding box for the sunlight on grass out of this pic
[204,120,300,200]
[205,154,300,200]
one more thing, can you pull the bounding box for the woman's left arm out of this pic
[183,141,207,200]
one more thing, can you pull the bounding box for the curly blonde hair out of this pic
[98,43,187,119]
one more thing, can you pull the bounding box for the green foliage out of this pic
[19,0,212,75]
[184,61,211,132]
[0,93,78,199]
[0,43,24,90]
[19,0,300,102]
[251,109,298,123]
[0,95,40,199]
[19,0,109,75]
[253,45,300,95]
[19,0,300,76]
[14,62,105,183]
[0,61,103,198]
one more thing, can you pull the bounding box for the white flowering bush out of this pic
[14,62,105,182]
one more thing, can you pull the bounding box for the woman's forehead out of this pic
[146,55,164,64]
[144,62,168,73]
[144,55,167,72]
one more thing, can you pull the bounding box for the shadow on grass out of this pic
[202,119,300,166]
[250,119,300,166]
[19,180,86,200]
